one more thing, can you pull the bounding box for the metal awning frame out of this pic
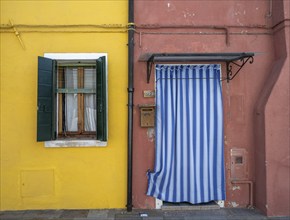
[140,53,254,83]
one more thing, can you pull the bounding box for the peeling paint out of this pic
[230,201,240,207]
[237,18,243,26]
[147,128,155,142]
[166,2,176,12]
[182,10,195,18]
[232,185,241,191]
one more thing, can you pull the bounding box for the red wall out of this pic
[255,0,290,216]
[132,0,289,216]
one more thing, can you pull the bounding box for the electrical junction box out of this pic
[230,148,249,180]
[139,104,155,127]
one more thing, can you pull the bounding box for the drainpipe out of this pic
[127,0,134,212]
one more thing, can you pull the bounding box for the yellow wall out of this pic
[0,0,128,210]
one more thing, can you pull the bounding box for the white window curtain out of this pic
[65,68,78,132]
[147,64,225,204]
[84,68,96,131]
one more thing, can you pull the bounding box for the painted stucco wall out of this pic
[255,0,290,216]
[0,1,128,210]
[132,0,289,217]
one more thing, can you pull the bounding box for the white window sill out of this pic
[45,140,107,148]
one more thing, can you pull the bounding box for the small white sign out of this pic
[143,90,155,98]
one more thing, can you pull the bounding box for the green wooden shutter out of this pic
[37,56,56,141]
[96,56,107,141]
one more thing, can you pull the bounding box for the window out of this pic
[37,54,107,144]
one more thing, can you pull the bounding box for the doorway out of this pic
[147,64,225,205]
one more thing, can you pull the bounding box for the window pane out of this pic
[65,68,78,89]
[64,68,78,132]
[84,68,96,131]
[84,94,96,131]
[84,68,96,89]
[65,94,78,132]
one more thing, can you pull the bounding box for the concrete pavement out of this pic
[1,208,290,220]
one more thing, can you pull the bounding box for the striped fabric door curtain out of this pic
[147,64,225,204]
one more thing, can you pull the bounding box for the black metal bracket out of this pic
[147,56,154,83]
[226,56,254,82]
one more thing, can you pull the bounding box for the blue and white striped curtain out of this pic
[147,64,225,204]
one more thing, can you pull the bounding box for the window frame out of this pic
[56,65,97,138]
[37,53,108,147]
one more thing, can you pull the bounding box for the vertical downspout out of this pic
[127,0,134,212]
